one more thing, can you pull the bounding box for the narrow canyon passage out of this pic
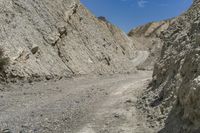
[0,0,198,132]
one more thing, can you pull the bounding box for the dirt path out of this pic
[131,51,149,67]
[0,50,153,133]
[77,71,153,133]
[0,71,153,133]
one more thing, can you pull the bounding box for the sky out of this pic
[80,0,193,32]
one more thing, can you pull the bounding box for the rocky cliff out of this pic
[128,21,171,70]
[0,0,134,82]
[150,0,200,132]
[98,16,135,58]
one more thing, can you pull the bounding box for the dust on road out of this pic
[0,71,153,133]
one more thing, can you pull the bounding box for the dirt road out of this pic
[0,50,153,133]
[0,71,152,133]
[131,51,149,67]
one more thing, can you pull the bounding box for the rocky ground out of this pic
[0,50,165,133]
[0,70,156,133]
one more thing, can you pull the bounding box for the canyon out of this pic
[0,0,199,133]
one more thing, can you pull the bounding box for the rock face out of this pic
[151,0,200,132]
[128,21,171,70]
[98,16,135,58]
[0,0,134,81]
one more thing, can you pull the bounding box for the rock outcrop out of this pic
[98,16,135,58]
[150,0,200,132]
[128,21,171,70]
[0,0,134,81]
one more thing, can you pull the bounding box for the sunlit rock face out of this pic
[0,0,134,81]
[152,0,200,132]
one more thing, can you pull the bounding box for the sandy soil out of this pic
[0,51,156,133]
[131,51,149,67]
[0,71,154,133]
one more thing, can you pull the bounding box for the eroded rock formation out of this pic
[0,0,134,81]
[150,0,200,132]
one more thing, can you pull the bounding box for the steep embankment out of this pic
[98,16,134,58]
[128,21,171,70]
[0,0,134,82]
[149,0,200,132]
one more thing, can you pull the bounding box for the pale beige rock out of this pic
[151,0,200,132]
[0,0,134,81]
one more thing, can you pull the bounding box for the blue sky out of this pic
[80,0,193,32]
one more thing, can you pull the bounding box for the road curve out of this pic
[131,51,149,67]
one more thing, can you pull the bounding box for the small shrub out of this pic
[0,48,9,72]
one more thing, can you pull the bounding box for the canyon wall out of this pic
[0,0,134,81]
[151,0,200,132]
